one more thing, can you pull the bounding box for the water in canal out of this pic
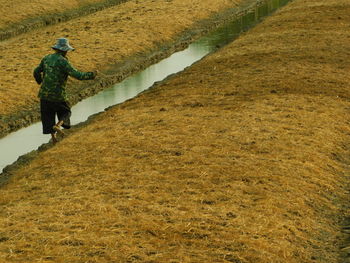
[0,0,290,173]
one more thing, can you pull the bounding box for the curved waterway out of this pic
[0,0,290,173]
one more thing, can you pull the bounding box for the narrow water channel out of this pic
[0,0,290,173]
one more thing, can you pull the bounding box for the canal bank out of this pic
[0,0,349,262]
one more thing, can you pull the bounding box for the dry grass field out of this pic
[1,0,350,262]
[0,0,240,120]
[0,0,110,29]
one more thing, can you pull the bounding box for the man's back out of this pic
[34,52,94,102]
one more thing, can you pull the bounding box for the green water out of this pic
[198,0,290,49]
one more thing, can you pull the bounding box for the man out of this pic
[33,38,97,144]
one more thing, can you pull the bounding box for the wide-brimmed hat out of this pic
[52,38,75,52]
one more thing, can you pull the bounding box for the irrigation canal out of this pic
[0,0,290,173]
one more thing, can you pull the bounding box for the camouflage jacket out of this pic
[33,52,95,102]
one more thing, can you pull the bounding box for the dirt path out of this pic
[0,0,349,262]
[0,0,242,138]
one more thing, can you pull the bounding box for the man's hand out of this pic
[92,70,99,79]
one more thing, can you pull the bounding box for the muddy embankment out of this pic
[0,0,253,138]
[0,0,350,262]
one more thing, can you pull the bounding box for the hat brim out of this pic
[52,45,75,52]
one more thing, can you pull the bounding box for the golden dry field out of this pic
[1,0,350,262]
[0,0,113,29]
[0,0,240,120]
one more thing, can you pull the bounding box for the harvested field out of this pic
[0,0,118,30]
[1,0,350,263]
[0,0,132,42]
[0,0,242,137]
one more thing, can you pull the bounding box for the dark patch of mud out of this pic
[339,225,350,263]
[0,0,266,139]
[0,0,129,41]
[338,145,350,263]
[326,142,350,263]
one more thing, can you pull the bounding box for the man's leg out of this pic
[53,120,65,135]
[51,132,58,144]
[54,101,72,136]
[40,100,57,143]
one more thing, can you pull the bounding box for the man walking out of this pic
[33,38,97,143]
